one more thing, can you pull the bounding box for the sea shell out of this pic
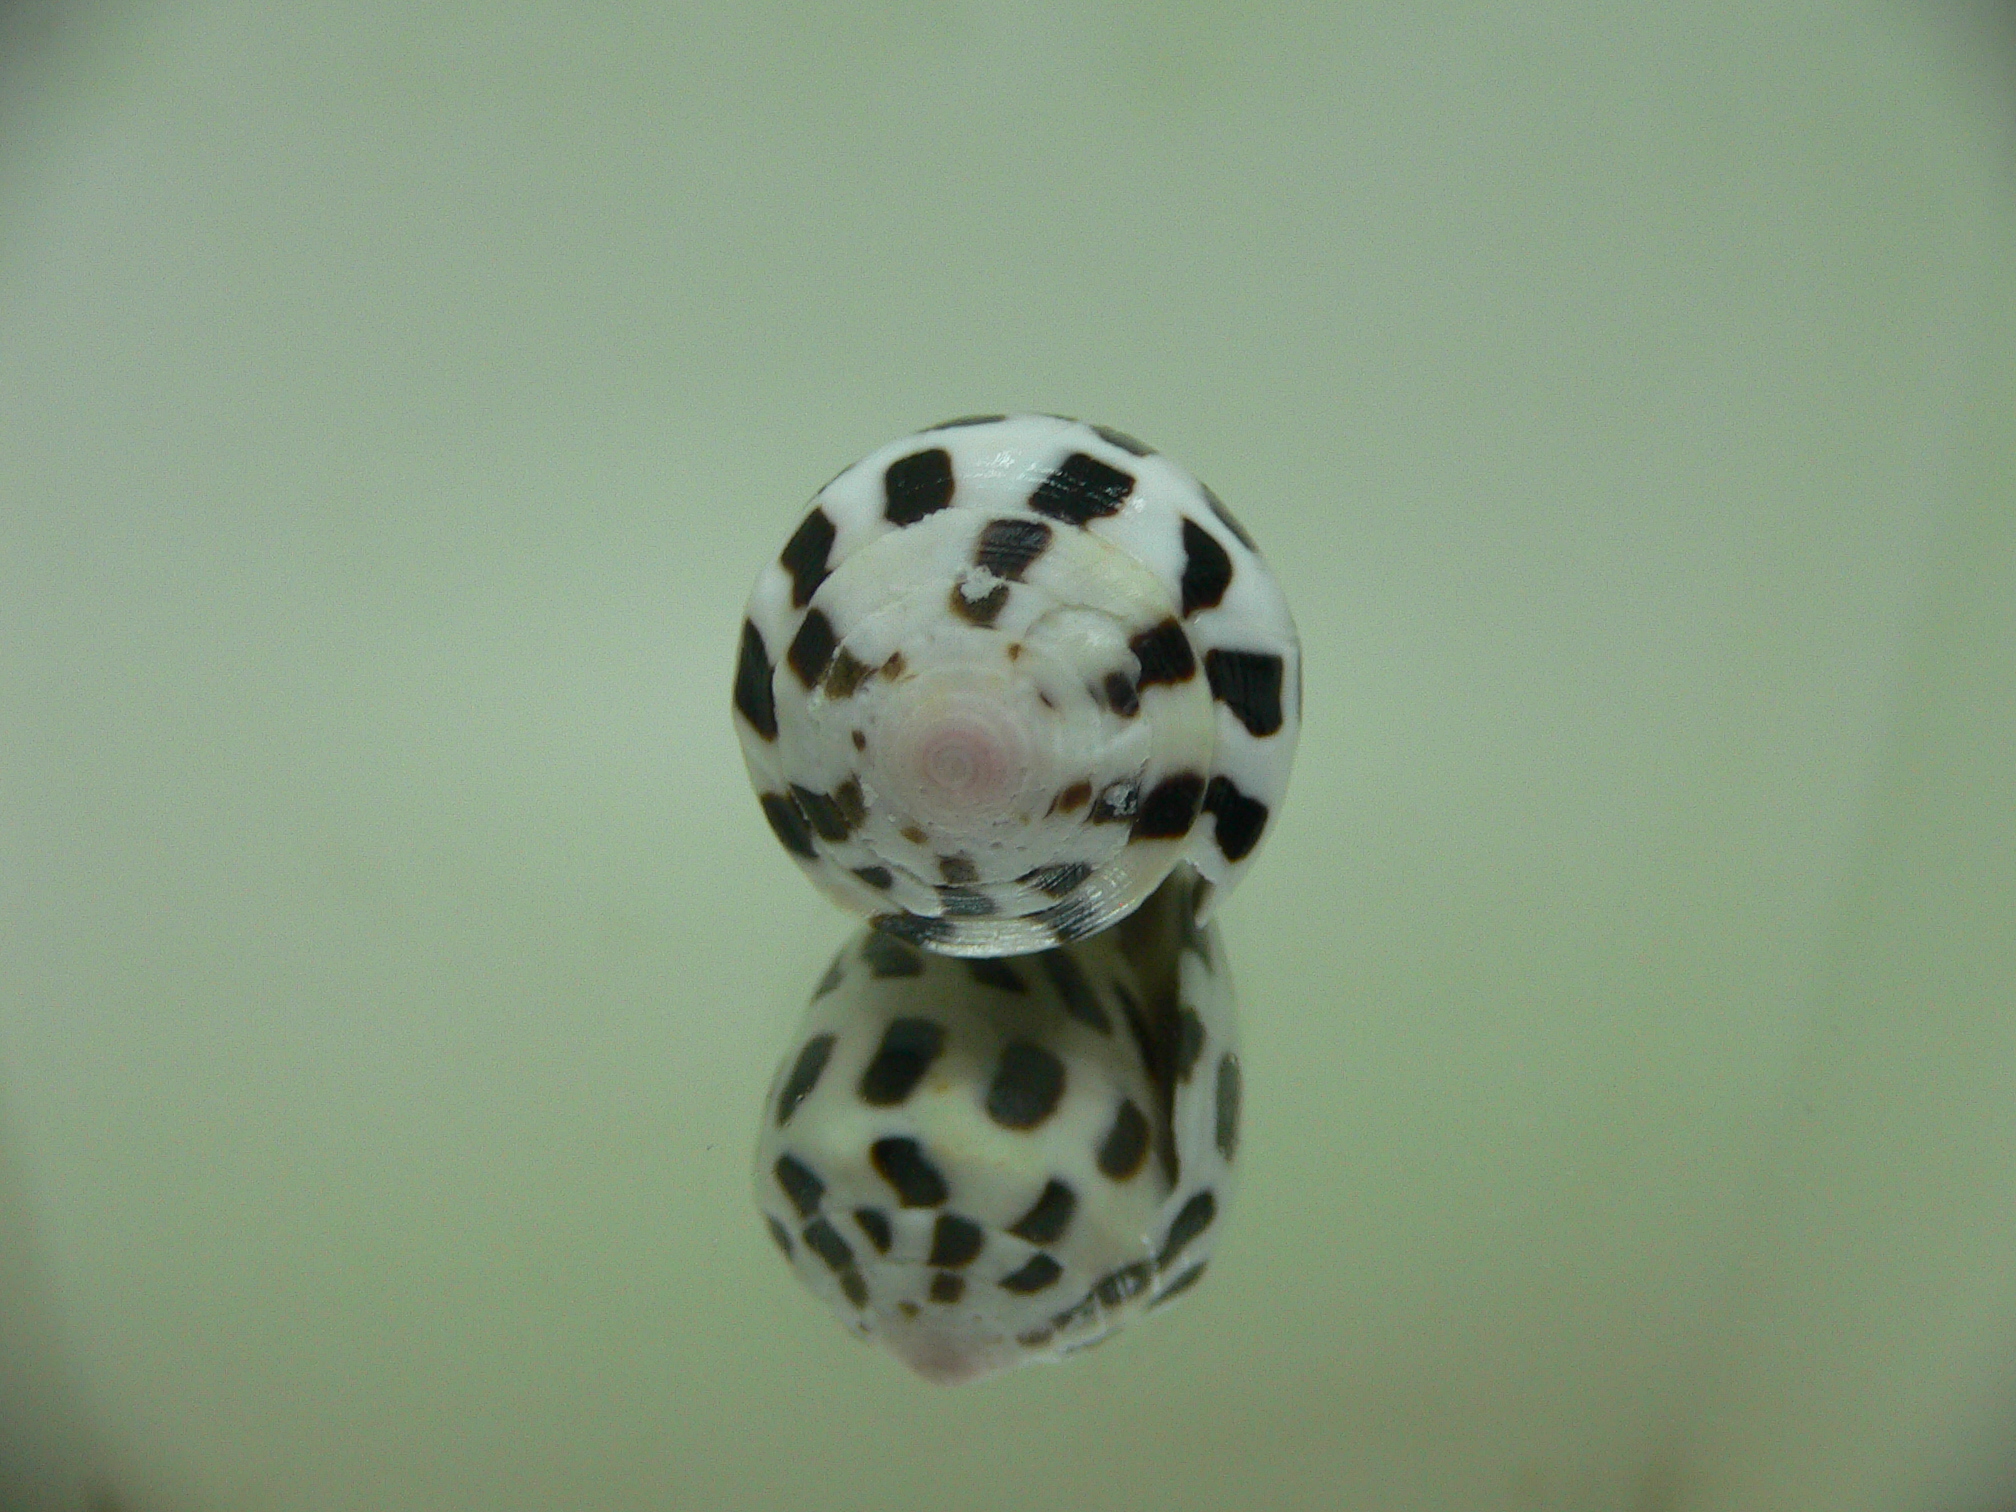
[753,870,1239,1384]
[732,414,1301,957]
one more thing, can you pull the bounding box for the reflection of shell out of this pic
[733,415,1300,957]
[753,871,1239,1385]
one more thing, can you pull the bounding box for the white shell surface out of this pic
[753,873,1239,1384]
[734,415,1301,955]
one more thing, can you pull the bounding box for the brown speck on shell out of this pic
[949,579,1010,628]
[824,648,874,699]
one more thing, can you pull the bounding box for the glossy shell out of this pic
[732,415,1301,957]
[753,871,1239,1384]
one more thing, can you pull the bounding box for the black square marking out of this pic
[759,792,816,859]
[734,620,778,741]
[790,782,857,843]
[1215,1053,1242,1161]
[859,1018,946,1106]
[870,1137,948,1207]
[1102,671,1139,717]
[1204,649,1286,737]
[786,609,838,688]
[801,1216,854,1273]
[1129,619,1196,686]
[774,1154,825,1218]
[860,933,924,978]
[1093,1260,1153,1308]
[999,1254,1064,1294]
[874,912,959,947]
[1008,1180,1077,1245]
[1179,517,1233,616]
[774,1034,835,1127]
[884,448,956,525]
[1096,1099,1150,1180]
[1131,772,1205,841]
[779,507,837,608]
[1029,452,1135,525]
[1202,776,1269,863]
[928,1213,985,1268]
[963,957,1027,993]
[974,517,1053,580]
[853,1207,893,1253]
[986,1042,1066,1128]
[1155,1190,1216,1271]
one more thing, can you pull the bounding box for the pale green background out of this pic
[2,4,2014,1510]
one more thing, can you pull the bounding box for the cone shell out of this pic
[732,415,1300,956]
[753,871,1240,1383]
